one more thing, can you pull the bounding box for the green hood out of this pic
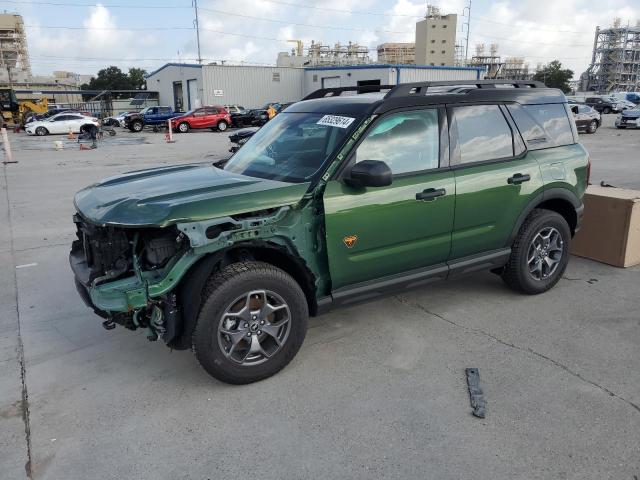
[74,163,310,227]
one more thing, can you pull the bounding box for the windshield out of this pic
[224,112,360,183]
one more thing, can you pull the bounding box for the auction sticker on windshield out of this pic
[317,115,356,129]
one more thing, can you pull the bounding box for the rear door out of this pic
[449,103,543,260]
[48,115,74,133]
[323,107,455,289]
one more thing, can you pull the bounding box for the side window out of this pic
[158,107,170,114]
[522,104,574,147]
[193,109,206,117]
[506,104,574,149]
[353,109,440,175]
[149,107,158,114]
[453,105,513,164]
[205,107,218,115]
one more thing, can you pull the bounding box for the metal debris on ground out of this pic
[465,367,486,418]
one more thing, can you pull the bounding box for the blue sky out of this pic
[4,0,639,78]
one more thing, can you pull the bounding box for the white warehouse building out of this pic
[146,63,485,111]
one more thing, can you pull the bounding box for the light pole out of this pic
[462,0,472,64]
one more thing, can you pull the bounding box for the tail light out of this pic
[586,158,591,186]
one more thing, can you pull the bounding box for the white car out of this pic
[25,113,100,136]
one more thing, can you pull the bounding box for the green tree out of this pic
[81,66,147,91]
[127,67,147,90]
[533,60,573,94]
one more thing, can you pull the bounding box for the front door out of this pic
[323,108,455,289]
[448,104,543,259]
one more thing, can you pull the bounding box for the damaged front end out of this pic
[70,214,189,340]
[69,201,324,347]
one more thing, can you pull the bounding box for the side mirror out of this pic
[346,160,392,188]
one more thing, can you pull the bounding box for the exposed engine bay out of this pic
[71,214,185,341]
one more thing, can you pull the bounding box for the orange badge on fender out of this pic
[343,235,358,248]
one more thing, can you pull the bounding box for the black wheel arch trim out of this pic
[166,240,317,349]
[506,187,583,246]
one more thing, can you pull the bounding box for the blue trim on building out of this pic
[145,63,202,79]
[304,63,484,73]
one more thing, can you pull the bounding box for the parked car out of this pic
[615,106,640,129]
[584,96,622,114]
[570,104,600,133]
[103,111,135,127]
[230,108,268,128]
[124,106,183,132]
[25,112,100,136]
[24,108,91,124]
[228,127,259,153]
[224,104,247,114]
[70,80,589,384]
[610,91,640,105]
[170,106,232,132]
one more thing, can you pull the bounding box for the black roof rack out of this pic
[302,85,395,100]
[385,80,545,98]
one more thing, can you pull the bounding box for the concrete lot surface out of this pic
[1,116,639,479]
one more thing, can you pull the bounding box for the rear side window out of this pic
[507,104,574,149]
[452,105,514,164]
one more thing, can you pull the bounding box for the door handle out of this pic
[507,173,531,185]
[416,188,446,201]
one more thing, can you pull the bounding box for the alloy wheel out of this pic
[217,289,291,366]
[527,227,564,281]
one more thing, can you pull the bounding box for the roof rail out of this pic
[302,85,395,100]
[384,80,546,98]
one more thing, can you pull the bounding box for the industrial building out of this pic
[377,43,415,65]
[415,6,457,66]
[276,40,371,68]
[584,19,640,93]
[146,63,485,111]
[0,13,31,83]
[468,44,531,80]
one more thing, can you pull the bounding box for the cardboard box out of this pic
[571,186,640,267]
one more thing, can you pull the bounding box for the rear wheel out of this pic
[602,107,612,114]
[178,122,189,133]
[217,120,228,132]
[35,126,48,136]
[502,209,571,294]
[192,261,308,384]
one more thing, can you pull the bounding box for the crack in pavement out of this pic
[394,294,640,416]
[2,162,33,479]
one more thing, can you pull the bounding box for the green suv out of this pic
[70,80,589,384]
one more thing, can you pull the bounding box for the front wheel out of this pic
[178,122,189,133]
[192,261,308,384]
[602,107,612,114]
[588,120,598,133]
[217,120,228,132]
[502,209,571,294]
[35,126,48,136]
[130,120,143,132]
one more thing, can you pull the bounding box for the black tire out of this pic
[35,126,48,136]
[587,120,598,134]
[130,119,144,132]
[602,107,611,114]
[217,120,228,132]
[192,261,308,384]
[501,209,571,295]
[177,122,189,133]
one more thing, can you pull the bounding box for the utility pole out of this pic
[193,0,203,64]
[462,0,471,64]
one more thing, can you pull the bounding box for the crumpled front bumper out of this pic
[69,242,198,316]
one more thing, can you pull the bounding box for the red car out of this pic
[170,106,232,133]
